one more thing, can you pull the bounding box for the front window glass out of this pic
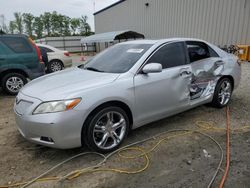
[147,42,186,69]
[82,43,152,73]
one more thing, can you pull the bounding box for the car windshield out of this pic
[82,43,152,73]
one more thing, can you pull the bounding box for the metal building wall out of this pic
[95,0,250,46]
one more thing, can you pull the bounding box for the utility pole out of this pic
[93,0,96,13]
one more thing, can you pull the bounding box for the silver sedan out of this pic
[14,38,241,153]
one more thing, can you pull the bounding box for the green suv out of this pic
[0,34,45,95]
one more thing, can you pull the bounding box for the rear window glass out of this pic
[208,46,219,57]
[39,46,54,53]
[0,37,33,53]
[186,41,219,63]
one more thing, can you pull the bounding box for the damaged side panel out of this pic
[190,57,224,101]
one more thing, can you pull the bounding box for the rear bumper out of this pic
[62,58,72,68]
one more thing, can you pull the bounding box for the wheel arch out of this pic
[0,69,29,81]
[81,100,134,146]
[49,59,64,66]
[83,100,133,129]
[218,75,234,90]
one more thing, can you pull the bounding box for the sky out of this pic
[0,0,119,31]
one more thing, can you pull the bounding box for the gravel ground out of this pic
[0,62,249,188]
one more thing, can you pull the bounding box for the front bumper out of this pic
[14,92,86,149]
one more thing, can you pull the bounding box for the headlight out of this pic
[33,98,81,115]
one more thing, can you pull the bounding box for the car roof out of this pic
[0,34,29,38]
[120,37,229,58]
[36,43,61,51]
[120,38,208,45]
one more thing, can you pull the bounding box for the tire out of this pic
[1,73,27,95]
[83,106,130,153]
[210,78,233,108]
[47,60,63,73]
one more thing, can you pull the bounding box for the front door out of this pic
[0,41,7,65]
[134,42,192,126]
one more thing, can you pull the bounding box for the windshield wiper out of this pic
[84,67,104,72]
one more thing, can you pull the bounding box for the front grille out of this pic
[15,100,33,115]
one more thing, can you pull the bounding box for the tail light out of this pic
[64,52,70,57]
[28,38,43,64]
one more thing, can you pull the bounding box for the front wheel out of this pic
[1,73,27,95]
[83,106,129,153]
[210,78,233,108]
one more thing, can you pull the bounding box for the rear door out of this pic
[0,36,38,69]
[0,41,7,65]
[134,42,192,125]
[186,41,223,101]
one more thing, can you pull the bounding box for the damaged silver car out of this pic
[14,38,241,152]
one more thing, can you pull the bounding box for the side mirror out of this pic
[142,63,162,74]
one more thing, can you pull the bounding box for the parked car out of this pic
[36,43,72,73]
[0,34,45,95]
[14,38,241,153]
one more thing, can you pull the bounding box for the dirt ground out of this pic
[0,63,250,188]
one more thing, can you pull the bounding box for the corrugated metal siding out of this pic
[35,36,95,52]
[95,0,250,46]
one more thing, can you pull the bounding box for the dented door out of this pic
[186,41,224,102]
[134,42,192,125]
[134,65,192,124]
[190,57,224,101]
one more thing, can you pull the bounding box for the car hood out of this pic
[21,67,120,101]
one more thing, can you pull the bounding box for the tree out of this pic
[49,12,70,36]
[9,21,16,34]
[23,13,34,37]
[33,16,43,39]
[80,15,91,36]
[0,29,5,34]
[8,11,93,37]
[0,15,8,33]
[62,16,71,36]
[70,18,80,35]
[14,12,23,34]
[57,14,65,36]
[50,11,60,35]
[41,12,52,36]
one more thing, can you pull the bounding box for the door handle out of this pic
[180,70,192,76]
[215,60,224,66]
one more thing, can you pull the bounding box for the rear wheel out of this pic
[83,106,129,153]
[1,73,27,95]
[210,78,233,108]
[47,60,63,73]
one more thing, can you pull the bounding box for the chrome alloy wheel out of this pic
[51,61,63,72]
[6,77,24,93]
[218,80,232,105]
[93,111,127,150]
